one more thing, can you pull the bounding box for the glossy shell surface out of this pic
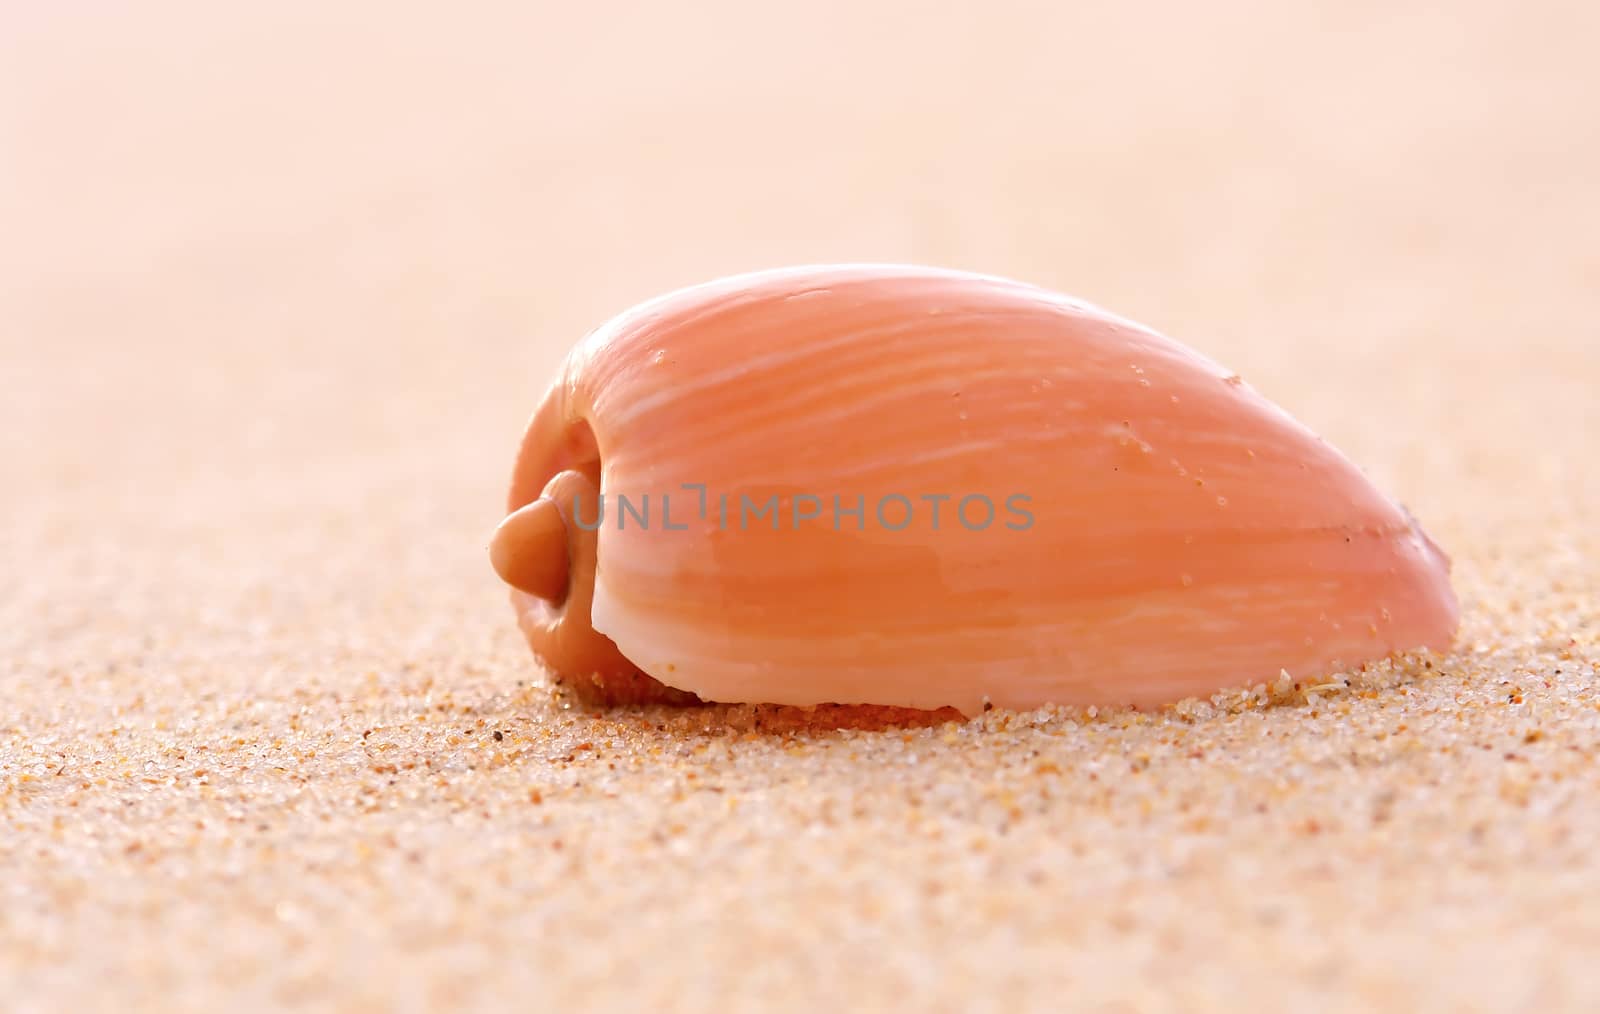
[495,265,1458,715]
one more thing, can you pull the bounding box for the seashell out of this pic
[490,264,1457,715]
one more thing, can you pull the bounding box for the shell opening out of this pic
[509,414,601,513]
[498,410,666,700]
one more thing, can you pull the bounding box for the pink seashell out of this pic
[490,265,1458,715]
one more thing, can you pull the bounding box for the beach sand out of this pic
[3,1,1598,1009]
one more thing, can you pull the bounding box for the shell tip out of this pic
[490,497,570,602]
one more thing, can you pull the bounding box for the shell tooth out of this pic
[494,264,1459,714]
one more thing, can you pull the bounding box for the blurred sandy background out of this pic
[3,1,1598,1010]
